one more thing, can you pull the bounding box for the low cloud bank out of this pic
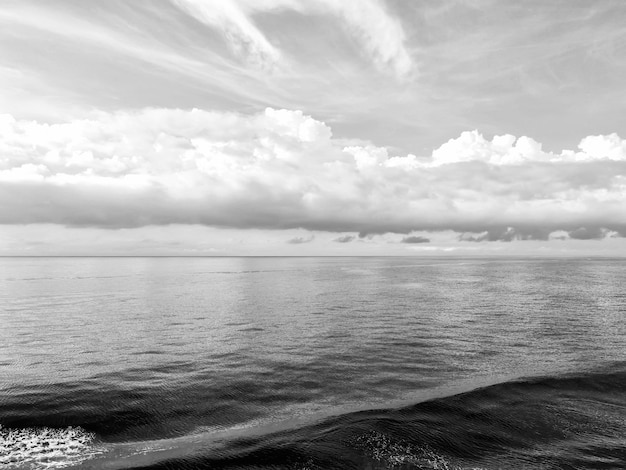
[1,108,625,239]
[401,236,430,244]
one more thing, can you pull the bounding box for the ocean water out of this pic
[0,256,625,469]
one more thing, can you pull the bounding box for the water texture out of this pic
[1,257,625,469]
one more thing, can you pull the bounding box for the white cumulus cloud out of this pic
[1,108,625,239]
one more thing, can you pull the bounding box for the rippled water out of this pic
[1,257,625,469]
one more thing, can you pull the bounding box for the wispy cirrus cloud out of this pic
[2,0,625,158]
[314,0,414,78]
[172,0,414,77]
[172,0,282,70]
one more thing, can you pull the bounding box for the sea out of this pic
[0,256,625,469]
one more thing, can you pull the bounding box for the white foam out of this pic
[0,425,105,469]
[354,431,486,470]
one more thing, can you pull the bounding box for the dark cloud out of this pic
[459,233,486,242]
[333,235,356,243]
[486,227,519,242]
[550,233,568,241]
[286,235,314,244]
[568,227,607,240]
[459,227,553,242]
[4,179,626,242]
[401,236,430,244]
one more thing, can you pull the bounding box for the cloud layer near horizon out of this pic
[1,108,625,239]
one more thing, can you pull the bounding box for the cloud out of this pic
[459,227,541,242]
[459,226,624,242]
[401,236,430,244]
[287,235,314,244]
[334,235,356,243]
[1,108,625,239]
[171,0,413,77]
[568,227,610,240]
[578,134,626,161]
[172,0,282,69]
[427,130,626,166]
[315,0,413,78]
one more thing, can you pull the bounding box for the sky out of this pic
[1,0,625,256]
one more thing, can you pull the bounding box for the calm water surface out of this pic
[1,257,625,469]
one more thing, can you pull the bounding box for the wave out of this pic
[3,364,626,469]
[122,365,626,469]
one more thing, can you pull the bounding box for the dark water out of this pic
[0,257,624,469]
